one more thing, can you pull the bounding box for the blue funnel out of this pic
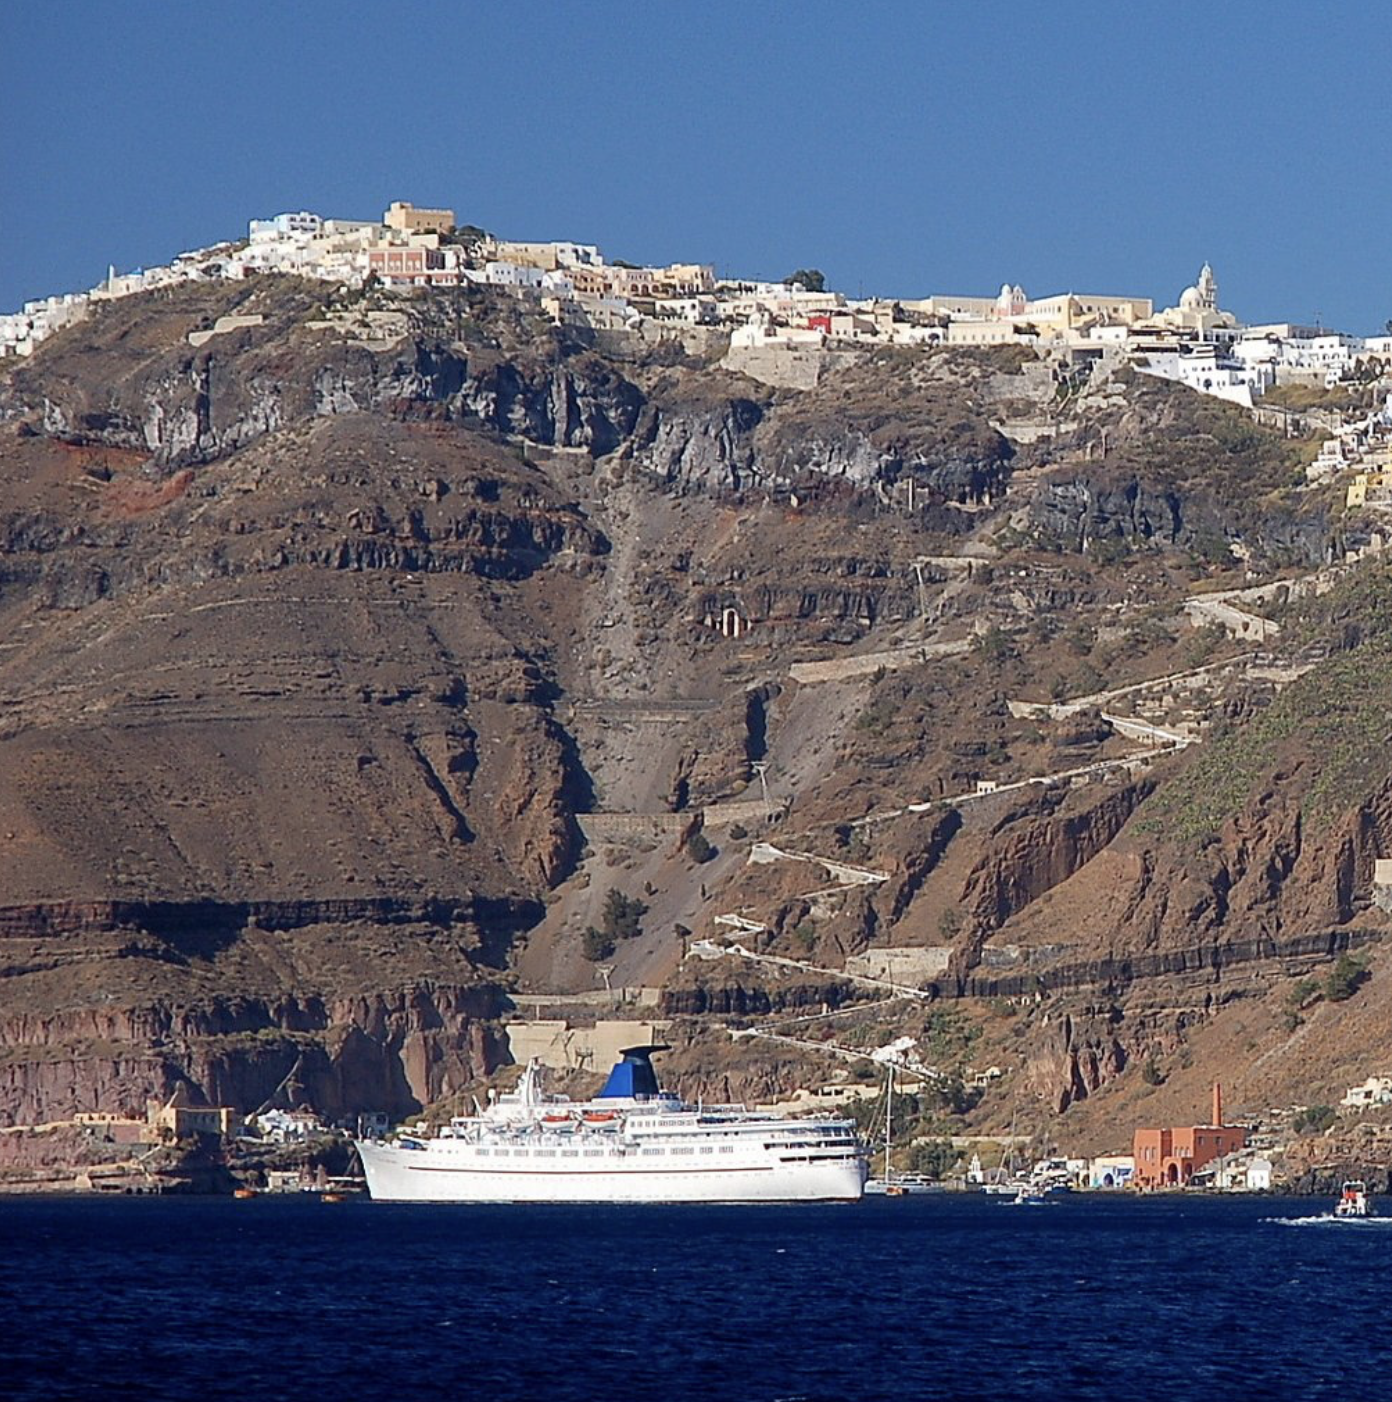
[596,1045,670,1099]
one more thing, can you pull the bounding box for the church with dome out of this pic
[1155,262,1240,334]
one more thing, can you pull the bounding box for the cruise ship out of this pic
[356,1045,868,1203]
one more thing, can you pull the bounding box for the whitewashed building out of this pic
[1341,1075,1392,1108]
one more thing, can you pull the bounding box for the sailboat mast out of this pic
[884,1063,893,1184]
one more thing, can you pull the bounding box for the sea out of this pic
[3,1192,1389,1402]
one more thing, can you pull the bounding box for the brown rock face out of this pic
[4,273,1389,1142]
[1022,1011,1129,1114]
[0,899,519,1123]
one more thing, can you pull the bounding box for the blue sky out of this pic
[4,1,1389,330]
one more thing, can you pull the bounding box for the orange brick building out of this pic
[1132,1084,1248,1189]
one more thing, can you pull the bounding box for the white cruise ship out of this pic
[356,1045,868,1204]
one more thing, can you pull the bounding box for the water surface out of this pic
[3,1193,1387,1400]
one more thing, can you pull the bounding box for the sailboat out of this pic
[863,1061,939,1196]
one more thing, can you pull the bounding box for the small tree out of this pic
[582,926,615,961]
[686,830,716,864]
[1293,1104,1337,1135]
[908,1139,958,1179]
[1325,954,1367,1003]
[782,268,826,292]
[973,626,1014,664]
[601,889,648,941]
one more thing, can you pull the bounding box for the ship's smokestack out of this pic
[1212,1082,1224,1127]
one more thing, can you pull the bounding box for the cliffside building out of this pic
[147,1087,238,1140]
[1132,1084,1248,1188]
[384,200,455,234]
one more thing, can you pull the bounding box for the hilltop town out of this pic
[9,198,1392,509]
[4,199,1392,1196]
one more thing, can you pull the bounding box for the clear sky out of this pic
[3,1,1389,331]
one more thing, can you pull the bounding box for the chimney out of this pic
[1212,1082,1224,1127]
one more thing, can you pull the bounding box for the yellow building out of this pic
[912,283,1152,331]
[147,1089,238,1139]
[1347,472,1392,508]
[1023,293,1153,329]
[384,200,455,234]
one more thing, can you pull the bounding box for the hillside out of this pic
[2,275,1389,1160]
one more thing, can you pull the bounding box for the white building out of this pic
[1088,1154,1134,1189]
[1341,1075,1392,1108]
[1246,1157,1274,1191]
[1139,342,1273,407]
[249,210,324,241]
[253,1108,326,1142]
[483,260,546,289]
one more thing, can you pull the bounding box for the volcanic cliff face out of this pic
[0,275,1385,1139]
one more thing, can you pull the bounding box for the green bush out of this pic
[686,830,716,864]
[1293,1104,1337,1135]
[1325,954,1368,1003]
[908,1139,958,1179]
[1141,1058,1165,1086]
[581,927,615,962]
[599,889,647,942]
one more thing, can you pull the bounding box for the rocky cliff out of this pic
[1,275,1386,1141]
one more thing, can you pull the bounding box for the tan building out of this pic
[384,200,455,234]
[912,284,1152,331]
[147,1088,238,1139]
[1151,263,1239,335]
[1024,292,1153,329]
[566,262,715,301]
[1347,471,1392,508]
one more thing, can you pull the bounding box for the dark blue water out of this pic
[2,1193,1389,1401]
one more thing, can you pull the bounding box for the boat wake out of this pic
[1264,1214,1392,1227]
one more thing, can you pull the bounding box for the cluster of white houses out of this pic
[6,200,1391,428]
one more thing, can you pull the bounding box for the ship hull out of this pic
[356,1141,866,1204]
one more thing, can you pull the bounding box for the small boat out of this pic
[865,1172,940,1197]
[233,1187,258,1200]
[1335,1180,1371,1218]
[1004,1184,1046,1206]
[321,1191,346,1204]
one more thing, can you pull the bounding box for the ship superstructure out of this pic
[356,1046,868,1203]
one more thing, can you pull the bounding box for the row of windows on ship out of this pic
[440,1139,856,1157]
